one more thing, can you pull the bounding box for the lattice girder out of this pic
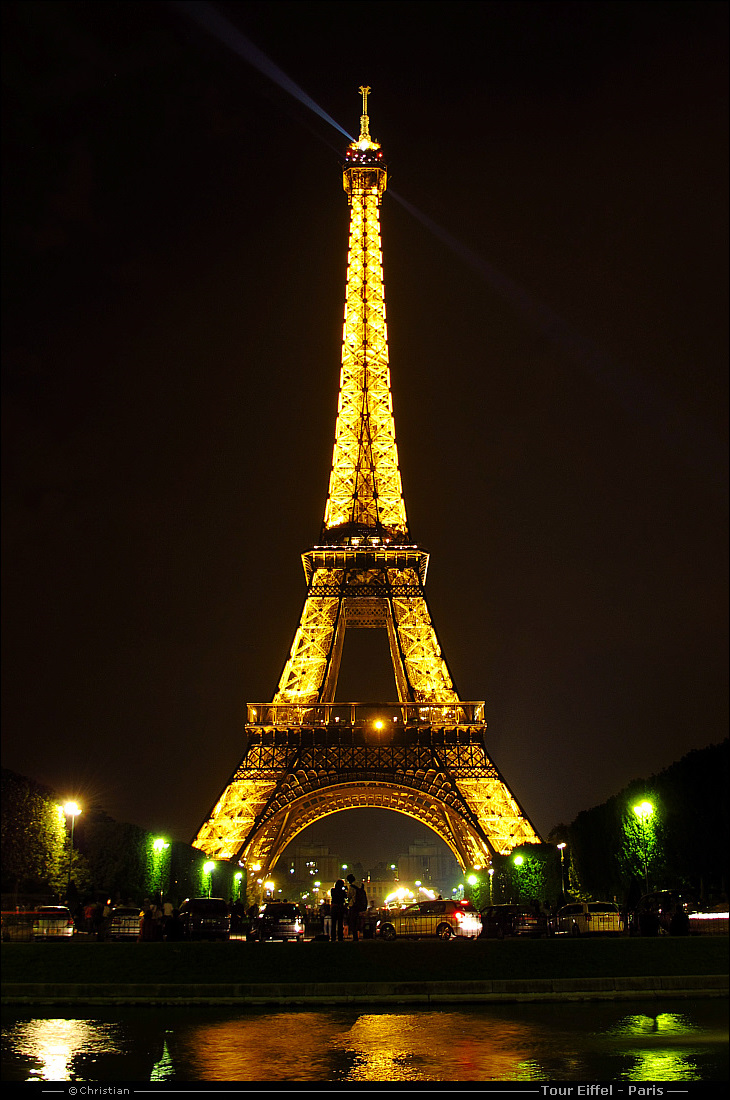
[323,157,407,540]
[269,555,461,708]
[273,568,343,705]
[193,722,540,873]
[245,782,486,876]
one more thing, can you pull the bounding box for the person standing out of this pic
[321,896,332,939]
[330,879,346,941]
[346,874,368,941]
[162,897,174,939]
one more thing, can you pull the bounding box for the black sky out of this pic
[2,1,727,871]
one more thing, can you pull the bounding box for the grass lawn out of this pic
[2,936,727,987]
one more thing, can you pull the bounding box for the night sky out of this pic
[2,1,727,871]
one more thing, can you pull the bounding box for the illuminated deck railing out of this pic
[246,701,485,727]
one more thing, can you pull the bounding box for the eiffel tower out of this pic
[193,89,541,886]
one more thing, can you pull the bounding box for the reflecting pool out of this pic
[2,998,727,1083]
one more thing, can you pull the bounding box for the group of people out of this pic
[73,899,111,937]
[320,874,369,941]
[138,898,184,941]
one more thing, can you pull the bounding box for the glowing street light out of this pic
[488,867,495,903]
[557,842,567,897]
[63,801,81,898]
[234,871,243,899]
[633,801,654,893]
[203,860,215,897]
[152,837,170,898]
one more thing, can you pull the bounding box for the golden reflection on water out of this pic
[178,1011,346,1081]
[329,1011,540,1081]
[5,1018,124,1082]
[184,1010,569,1081]
[3,1004,726,1083]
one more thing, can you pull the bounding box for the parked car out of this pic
[632,891,695,936]
[248,902,305,942]
[377,899,481,940]
[556,901,623,936]
[108,906,142,940]
[178,898,231,940]
[32,905,75,939]
[479,903,549,938]
[2,911,39,941]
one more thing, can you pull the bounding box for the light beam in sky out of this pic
[172,2,722,484]
[171,0,354,141]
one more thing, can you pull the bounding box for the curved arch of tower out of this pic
[192,89,542,887]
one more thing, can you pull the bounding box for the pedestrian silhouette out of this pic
[330,879,346,941]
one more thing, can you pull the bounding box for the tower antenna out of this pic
[359,84,371,142]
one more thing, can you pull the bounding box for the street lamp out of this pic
[152,837,170,898]
[557,843,567,897]
[632,801,654,893]
[488,867,495,903]
[234,871,243,900]
[203,861,215,897]
[63,801,81,899]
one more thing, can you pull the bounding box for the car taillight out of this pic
[454,911,463,922]
[66,919,74,926]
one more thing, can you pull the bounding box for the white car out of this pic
[556,901,623,936]
[33,905,75,939]
[377,899,481,940]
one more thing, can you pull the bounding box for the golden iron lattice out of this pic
[193,90,541,882]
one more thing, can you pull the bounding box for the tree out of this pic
[0,769,87,898]
[554,741,728,903]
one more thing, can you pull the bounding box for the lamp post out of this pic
[632,801,654,893]
[203,861,215,898]
[63,801,81,899]
[557,843,567,898]
[488,867,494,904]
[234,872,243,900]
[152,837,169,899]
[513,854,524,904]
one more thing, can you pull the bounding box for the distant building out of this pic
[364,876,398,909]
[282,844,344,889]
[396,839,460,895]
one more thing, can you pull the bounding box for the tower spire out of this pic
[359,84,371,142]
[322,88,407,543]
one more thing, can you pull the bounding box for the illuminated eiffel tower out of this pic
[193,89,541,883]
